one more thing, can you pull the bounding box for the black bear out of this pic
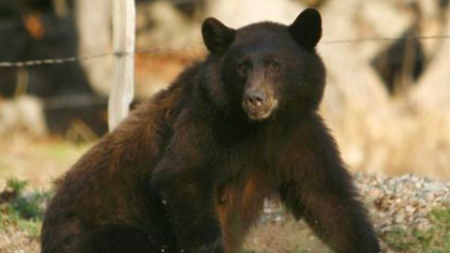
[41,8,381,253]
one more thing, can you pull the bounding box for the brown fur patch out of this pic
[215,175,268,253]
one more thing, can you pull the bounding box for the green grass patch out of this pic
[242,246,308,252]
[0,178,50,237]
[34,141,91,162]
[384,206,450,253]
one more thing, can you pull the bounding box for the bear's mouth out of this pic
[243,99,278,121]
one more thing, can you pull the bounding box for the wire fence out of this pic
[0,35,449,68]
[0,46,203,68]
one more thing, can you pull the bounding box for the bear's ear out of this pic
[289,8,322,50]
[202,17,236,55]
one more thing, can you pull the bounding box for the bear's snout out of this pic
[245,89,267,109]
[243,89,277,121]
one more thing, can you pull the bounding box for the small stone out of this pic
[405,205,416,214]
[369,189,382,199]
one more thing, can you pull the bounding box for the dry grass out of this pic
[0,134,90,188]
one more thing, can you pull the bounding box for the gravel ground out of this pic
[1,173,449,253]
[354,173,450,233]
[248,173,450,253]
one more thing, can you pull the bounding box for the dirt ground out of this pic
[0,218,332,253]
[245,219,332,253]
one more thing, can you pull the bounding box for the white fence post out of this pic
[109,0,136,131]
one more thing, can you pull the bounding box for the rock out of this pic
[206,0,306,28]
[0,96,47,136]
[136,1,200,48]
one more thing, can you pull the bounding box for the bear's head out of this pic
[202,8,326,122]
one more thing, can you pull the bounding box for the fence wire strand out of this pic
[321,35,450,44]
[0,35,450,68]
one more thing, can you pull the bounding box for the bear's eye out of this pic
[265,57,280,71]
[237,61,251,76]
[269,61,280,71]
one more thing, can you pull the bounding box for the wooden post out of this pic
[109,0,136,131]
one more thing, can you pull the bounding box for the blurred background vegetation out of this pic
[0,0,450,184]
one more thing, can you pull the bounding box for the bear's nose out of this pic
[245,89,267,108]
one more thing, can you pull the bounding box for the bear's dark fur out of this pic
[41,9,381,253]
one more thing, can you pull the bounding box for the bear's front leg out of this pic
[151,118,224,253]
[152,159,224,253]
[278,114,381,253]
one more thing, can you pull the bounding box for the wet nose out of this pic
[245,89,267,108]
